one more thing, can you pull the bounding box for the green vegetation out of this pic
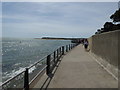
[95,4,120,34]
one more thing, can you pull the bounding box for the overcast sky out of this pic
[2,2,118,38]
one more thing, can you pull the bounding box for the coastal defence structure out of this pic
[88,30,119,78]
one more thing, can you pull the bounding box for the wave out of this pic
[2,63,38,83]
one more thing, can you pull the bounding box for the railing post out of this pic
[58,48,60,58]
[66,45,68,52]
[60,47,61,56]
[69,44,70,50]
[54,51,56,63]
[24,68,29,90]
[46,55,51,75]
[62,46,64,55]
[60,47,62,56]
[57,49,59,61]
[70,44,71,50]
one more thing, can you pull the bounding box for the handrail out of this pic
[28,45,66,69]
[2,71,25,86]
[28,55,47,69]
[1,43,79,89]
[1,56,47,87]
[29,65,47,85]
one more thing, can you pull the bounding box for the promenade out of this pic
[34,45,118,88]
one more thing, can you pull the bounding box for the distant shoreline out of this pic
[34,37,83,40]
[35,38,66,40]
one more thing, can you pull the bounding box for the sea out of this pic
[2,38,71,83]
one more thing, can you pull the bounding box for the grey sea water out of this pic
[2,38,71,83]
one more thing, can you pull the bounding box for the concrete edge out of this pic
[88,51,118,81]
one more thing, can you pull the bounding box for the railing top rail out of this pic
[28,46,61,69]
[28,55,47,69]
[1,43,76,88]
[28,44,70,69]
[1,55,48,87]
[1,70,25,86]
[29,65,47,85]
[45,45,64,56]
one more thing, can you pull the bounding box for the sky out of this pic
[2,2,118,38]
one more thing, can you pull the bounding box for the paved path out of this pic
[47,45,118,88]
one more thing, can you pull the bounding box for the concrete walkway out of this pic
[47,45,118,88]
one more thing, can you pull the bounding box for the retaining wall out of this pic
[88,30,120,77]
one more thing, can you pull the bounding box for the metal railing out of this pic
[2,71,25,89]
[1,43,79,90]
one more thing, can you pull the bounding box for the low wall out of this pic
[88,30,120,78]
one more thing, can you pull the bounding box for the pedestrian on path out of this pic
[84,39,89,51]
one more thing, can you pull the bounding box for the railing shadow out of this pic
[40,56,64,90]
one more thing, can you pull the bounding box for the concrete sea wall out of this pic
[88,30,120,78]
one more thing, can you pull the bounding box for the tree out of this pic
[95,6,120,35]
[110,9,120,23]
[103,22,114,31]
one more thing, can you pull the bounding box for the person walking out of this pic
[84,39,89,51]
